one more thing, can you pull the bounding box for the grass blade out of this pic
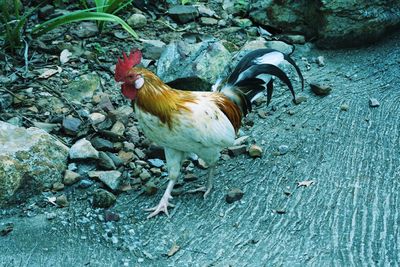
[32,10,138,39]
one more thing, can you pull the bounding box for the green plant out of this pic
[32,0,138,39]
[0,0,35,52]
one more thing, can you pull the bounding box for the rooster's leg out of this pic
[203,165,215,198]
[187,165,215,199]
[146,148,184,219]
[146,180,175,218]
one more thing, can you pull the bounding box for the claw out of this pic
[146,197,174,219]
[203,185,212,199]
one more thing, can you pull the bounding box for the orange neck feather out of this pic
[133,68,196,128]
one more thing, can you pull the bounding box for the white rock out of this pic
[69,138,99,159]
[89,112,106,125]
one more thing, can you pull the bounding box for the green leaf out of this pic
[32,10,138,39]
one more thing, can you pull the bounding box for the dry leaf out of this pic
[46,196,57,206]
[297,180,314,187]
[167,243,180,257]
[38,66,62,79]
[60,49,72,64]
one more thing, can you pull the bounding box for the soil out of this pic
[1,3,400,266]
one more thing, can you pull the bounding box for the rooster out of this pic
[115,48,303,218]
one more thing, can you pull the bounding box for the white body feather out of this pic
[135,92,236,164]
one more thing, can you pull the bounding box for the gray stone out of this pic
[90,137,115,152]
[63,170,81,185]
[69,138,99,160]
[228,145,248,157]
[56,194,68,207]
[278,145,289,155]
[369,98,380,107]
[148,158,164,168]
[32,122,59,133]
[340,103,349,111]
[127,13,147,29]
[141,39,166,60]
[310,83,332,96]
[316,56,325,67]
[52,182,64,191]
[110,121,125,136]
[62,116,81,136]
[125,125,141,144]
[6,117,22,127]
[0,121,68,206]
[200,17,219,26]
[75,22,99,38]
[248,145,263,158]
[233,18,252,28]
[98,151,116,170]
[97,171,122,191]
[134,148,146,160]
[249,1,400,48]
[38,4,54,20]
[241,38,293,54]
[225,188,244,204]
[108,106,133,125]
[106,152,124,167]
[168,5,199,23]
[157,41,231,91]
[63,74,100,103]
[197,5,216,17]
[223,0,249,15]
[89,113,106,125]
[143,181,157,195]
[139,169,151,181]
[92,189,116,208]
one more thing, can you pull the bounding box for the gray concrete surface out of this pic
[1,31,399,266]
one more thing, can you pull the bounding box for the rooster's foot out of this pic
[145,196,175,219]
[187,185,212,199]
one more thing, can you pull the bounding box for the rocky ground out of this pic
[1,2,400,266]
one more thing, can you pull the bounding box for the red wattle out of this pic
[121,83,137,100]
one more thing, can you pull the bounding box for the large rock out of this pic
[157,41,231,91]
[249,0,400,48]
[0,121,68,206]
[63,74,101,103]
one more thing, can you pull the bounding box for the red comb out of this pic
[114,49,142,82]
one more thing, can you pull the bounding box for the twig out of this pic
[0,86,27,102]
[34,81,85,122]
[23,39,29,73]
[156,20,190,32]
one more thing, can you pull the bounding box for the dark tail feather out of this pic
[216,49,304,116]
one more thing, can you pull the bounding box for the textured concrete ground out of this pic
[1,31,399,266]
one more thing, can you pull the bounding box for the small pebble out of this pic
[63,170,81,185]
[143,181,158,195]
[248,144,263,157]
[183,173,198,182]
[293,96,307,105]
[340,104,349,111]
[46,212,57,220]
[225,188,244,204]
[228,145,247,157]
[104,210,120,222]
[78,179,94,189]
[316,56,325,67]
[278,145,289,155]
[148,158,164,168]
[56,195,69,207]
[310,83,332,96]
[52,182,65,191]
[92,189,116,208]
[369,98,380,107]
